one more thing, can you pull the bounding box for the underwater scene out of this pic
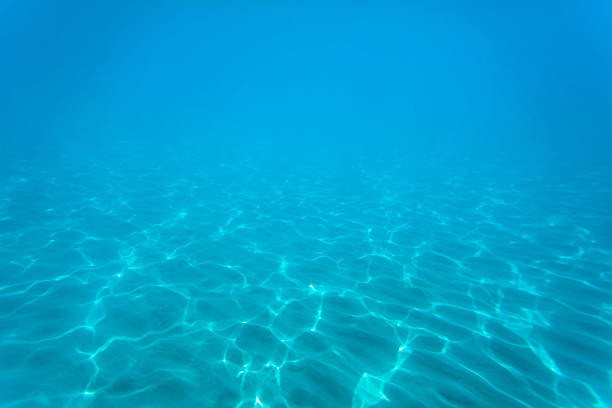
[1,2,611,408]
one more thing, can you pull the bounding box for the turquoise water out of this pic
[2,157,611,407]
[1,2,612,408]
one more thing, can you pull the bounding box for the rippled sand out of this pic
[1,158,610,407]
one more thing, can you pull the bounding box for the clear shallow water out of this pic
[2,2,612,407]
[1,157,610,408]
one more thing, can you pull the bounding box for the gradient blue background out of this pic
[2,1,611,167]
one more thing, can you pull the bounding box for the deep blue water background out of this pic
[1,1,611,407]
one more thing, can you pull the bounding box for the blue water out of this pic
[1,2,612,408]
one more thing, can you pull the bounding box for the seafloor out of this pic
[0,157,610,408]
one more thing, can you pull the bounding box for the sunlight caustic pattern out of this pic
[0,159,610,408]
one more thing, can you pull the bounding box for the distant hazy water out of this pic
[0,156,610,408]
